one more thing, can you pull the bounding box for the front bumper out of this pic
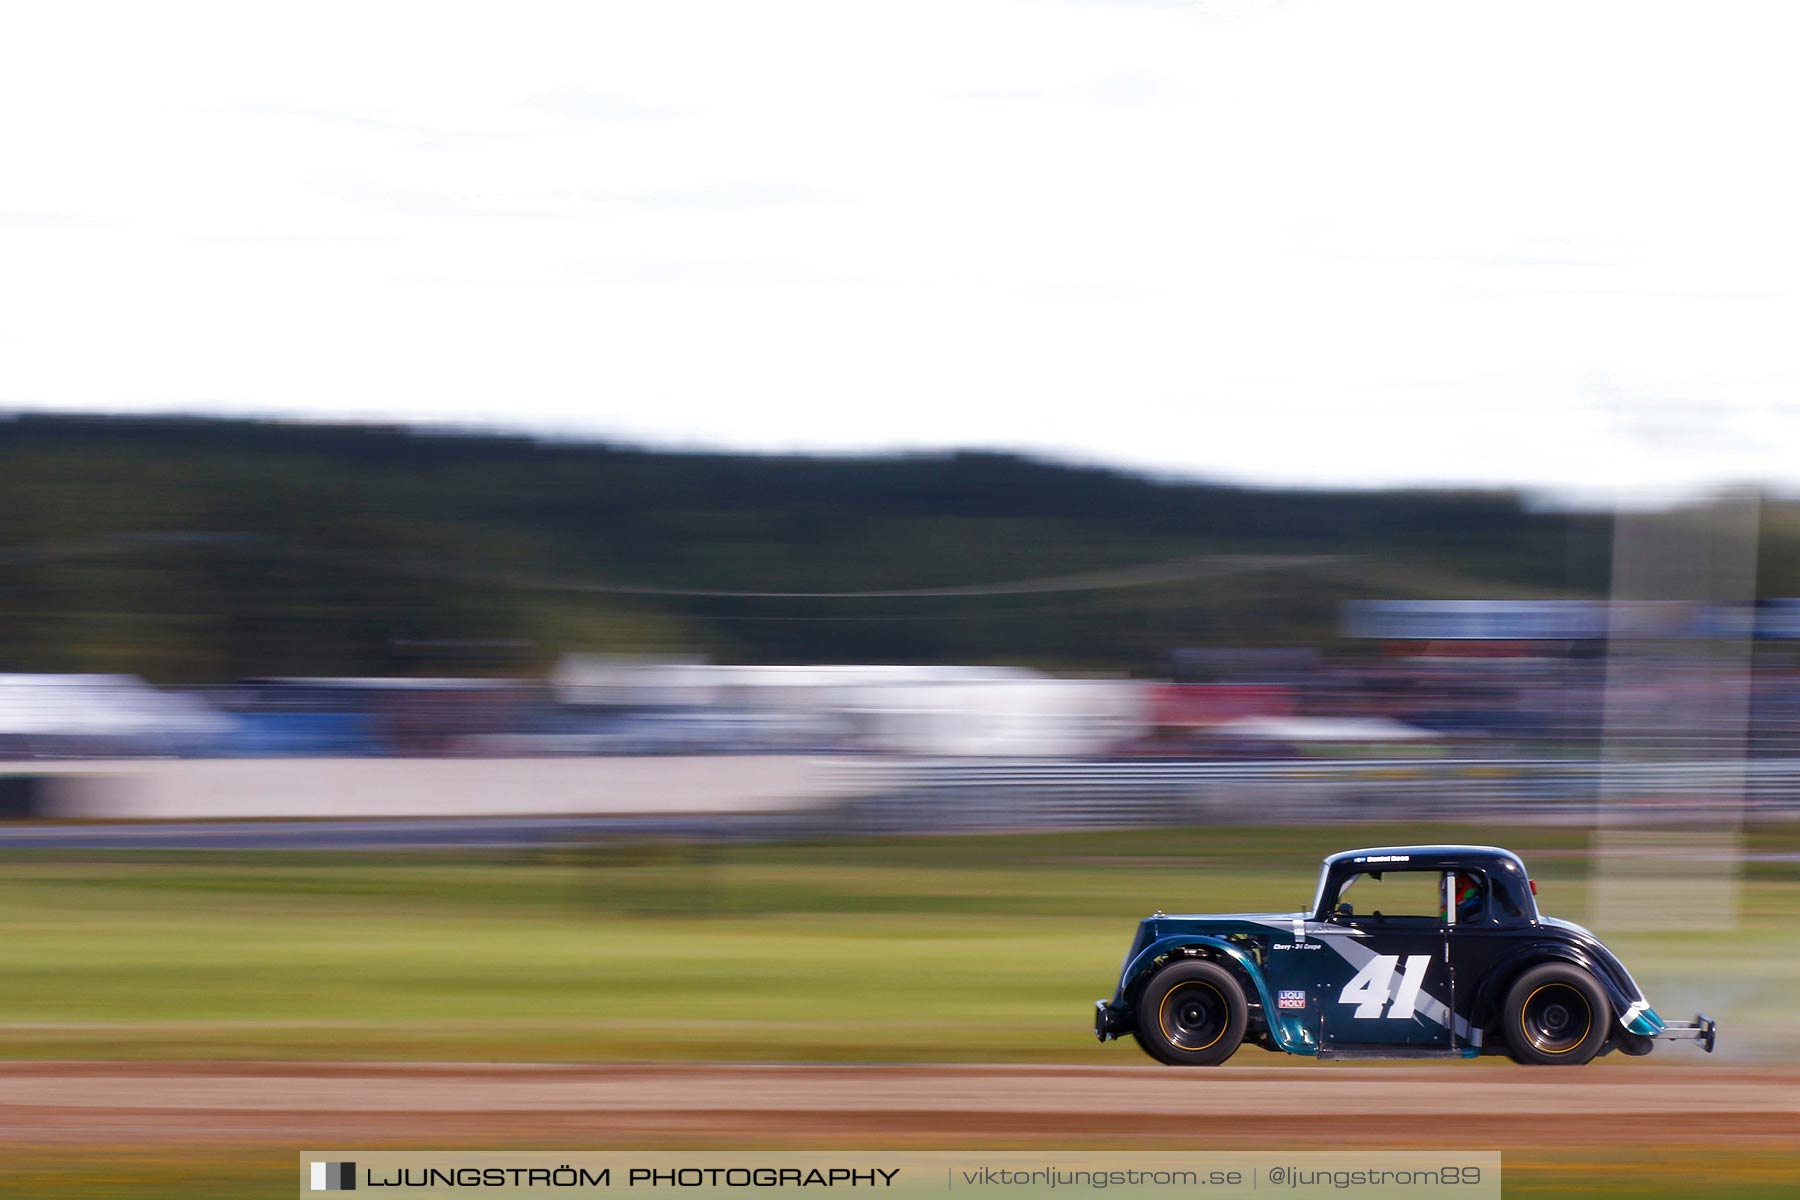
[1094,1000,1130,1042]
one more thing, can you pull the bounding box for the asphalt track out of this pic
[0,1062,1793,1148]
[0,816,791,849]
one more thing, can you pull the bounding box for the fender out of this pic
[1116,934,1314,1054]
[1469,940,1644,1035]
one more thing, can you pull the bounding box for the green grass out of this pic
[0,825,1795,1198]
[0,822,1794,1062]
[4,1142,1786,1200]
[2,1147,1795,1200]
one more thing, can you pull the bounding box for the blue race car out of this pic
[1093,844,1716,1065]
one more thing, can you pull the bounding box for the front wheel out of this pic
[1502,962,1610,1065]
[1134,960,1248,1066]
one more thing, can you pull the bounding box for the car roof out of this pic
[1324,845,1526,872]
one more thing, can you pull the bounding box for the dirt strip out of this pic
[0,1062,1793,1148]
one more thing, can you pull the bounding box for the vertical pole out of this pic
[1591,490,1757,931]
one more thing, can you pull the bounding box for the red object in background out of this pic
[1150,684,1296,728]
[1381,640,1550,659]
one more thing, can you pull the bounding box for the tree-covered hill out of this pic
[0,412,1685,681]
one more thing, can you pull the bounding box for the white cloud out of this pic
[0,0,1795,500]
[527,90,685,121]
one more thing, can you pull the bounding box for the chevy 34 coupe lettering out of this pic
[1093,845,1717,1065]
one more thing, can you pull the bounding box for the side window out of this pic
[1489,872,1524,920]
[1336,869,1445,920]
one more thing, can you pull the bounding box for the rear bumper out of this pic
[1652,1013,1718,1053]
[1624,1004,1718,1053]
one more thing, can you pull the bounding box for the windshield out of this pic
[1308,860,1332,917]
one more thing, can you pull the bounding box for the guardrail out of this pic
[7,755,1794,833]
[828,757,1800,831]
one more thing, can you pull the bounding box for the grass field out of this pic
[3,1146,1796,1200]
[0,822,1794,1199]
[0,822,1795,1062]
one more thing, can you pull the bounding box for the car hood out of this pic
[1149,911,1309,924]
[1124,911,1310,956]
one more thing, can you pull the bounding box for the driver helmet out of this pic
[1443,872,1483,922]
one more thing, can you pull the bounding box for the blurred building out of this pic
[0,674,233,758]
[552,656,1147,757]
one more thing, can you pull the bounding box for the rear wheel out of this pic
[1502,962,1610,1065]
[1134,960,1248,1066]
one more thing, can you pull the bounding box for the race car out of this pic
[1093,844,1716,1065]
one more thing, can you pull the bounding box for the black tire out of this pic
[1502,962,1610,1065]
[1133,960,1248,1066]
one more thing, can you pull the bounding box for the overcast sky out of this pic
[2,0,1796,499]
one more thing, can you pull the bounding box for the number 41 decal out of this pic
[1338,954,1431,1019]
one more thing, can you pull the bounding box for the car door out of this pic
[1442,867,1523,1053]
[1312,868,1453,1050]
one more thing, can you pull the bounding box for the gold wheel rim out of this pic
[1159,981,1228,1051]
[1520,983,1592,1054]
